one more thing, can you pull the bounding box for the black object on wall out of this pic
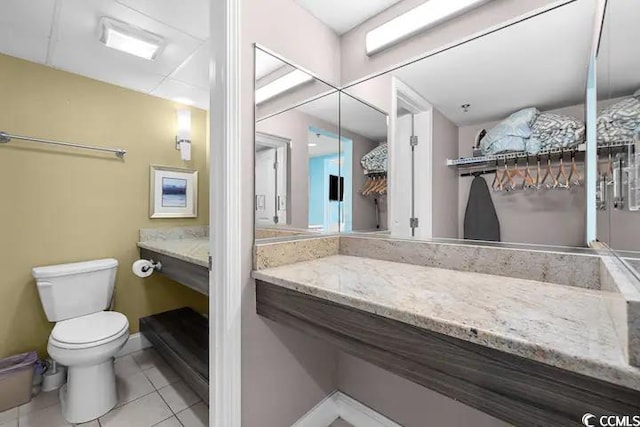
[329,174,344,201]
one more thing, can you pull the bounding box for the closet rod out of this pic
[0,131,127,158]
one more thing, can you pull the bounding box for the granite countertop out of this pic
[137,226,209,267]
[138,238,209,267]
[252,254,640,391]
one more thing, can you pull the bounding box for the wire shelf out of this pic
[448,141,635,168]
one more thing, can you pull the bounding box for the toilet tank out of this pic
[32,259,118,322]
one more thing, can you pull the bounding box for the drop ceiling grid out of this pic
[0,0,210,109]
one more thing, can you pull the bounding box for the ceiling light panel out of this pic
[50,0,201,95]
[366,0,491,55]
[100,17,164,60]
[255,70,314,105]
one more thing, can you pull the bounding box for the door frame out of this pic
[210,0,241,425]
[389,77,433,238]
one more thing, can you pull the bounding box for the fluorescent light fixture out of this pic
[100,17,164,60]
[365,0,491,55]
[308,143,317,147]
[255,70,314,105]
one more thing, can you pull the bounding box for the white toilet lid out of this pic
[51,311,129,345]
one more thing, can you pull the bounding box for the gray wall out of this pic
[432,109,459,238]
[347,133,383,231]
[337,353,509,427]
[458,104,587,247]
[339,0,562,84]
[242,0,341,425]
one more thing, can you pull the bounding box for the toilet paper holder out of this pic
[143,260,162,273]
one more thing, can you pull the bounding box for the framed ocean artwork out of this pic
[149,165,198,218]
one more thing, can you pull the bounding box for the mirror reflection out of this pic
[343,0,596,247]
[254,47,340,239]
[597,0,640,273]
[339,93,389,234]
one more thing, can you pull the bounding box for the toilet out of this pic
[32,258,129,424]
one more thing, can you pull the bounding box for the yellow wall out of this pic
[0,54,209,358]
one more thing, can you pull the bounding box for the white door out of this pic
[275,145,287,223]
[255,148,277,226]
[390,78,433,239]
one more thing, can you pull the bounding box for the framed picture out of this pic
[150,165,198,218]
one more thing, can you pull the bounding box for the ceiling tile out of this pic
[295,0,403,34]
[152,78,209,110]
[50,0,201,92]
[171,41,209,90]
[0,0,55,63]
[116,0,208,40]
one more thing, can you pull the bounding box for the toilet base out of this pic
[59,358,117,424]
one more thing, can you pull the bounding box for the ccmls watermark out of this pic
[582,413,640,427]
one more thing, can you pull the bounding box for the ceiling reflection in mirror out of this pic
[342,0,598,249]
[596,0,640,275]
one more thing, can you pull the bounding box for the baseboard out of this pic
[335,392,401,427]
[292,391,401,427]
[116,332,153,357]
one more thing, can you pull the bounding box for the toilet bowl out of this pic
[47,311,129,424]
[32,258,129,424]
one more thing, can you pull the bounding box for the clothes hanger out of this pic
[509,157,525,190]
[371,176,386,195]
[540,155,556,188]
[607,148,614,185]
[492,160,503,191]
[567,151,581,186]
[492,160,502,191]
[361,175,376,196]
[522,156,536,189]
[555,154,570,189]
[534,155,542,190]
[500,159,514,191]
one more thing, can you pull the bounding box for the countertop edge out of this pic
[137,241,208,268]
[251,268,640,392]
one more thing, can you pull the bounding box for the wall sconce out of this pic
[176,109,191,161]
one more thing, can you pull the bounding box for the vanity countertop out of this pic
[253,254,640,391]
[138,238,208,267]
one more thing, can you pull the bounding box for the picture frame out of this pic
[149,165,198,218]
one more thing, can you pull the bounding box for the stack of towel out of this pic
[597,89,640,145]
[361,143,388,174]
[480,107,585,155]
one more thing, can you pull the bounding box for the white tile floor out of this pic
[0,349,207,427]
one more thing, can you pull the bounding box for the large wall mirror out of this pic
[342,0,598,249]
[254,46,340,239]
[254,47,391,241]
[596,0,640,274]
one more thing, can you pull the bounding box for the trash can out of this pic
[0,351,38,412]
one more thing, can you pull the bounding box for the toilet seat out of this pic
[50,311,129,350]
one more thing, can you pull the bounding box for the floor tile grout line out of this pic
[114,387,157,410]
[101,388,159,423]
